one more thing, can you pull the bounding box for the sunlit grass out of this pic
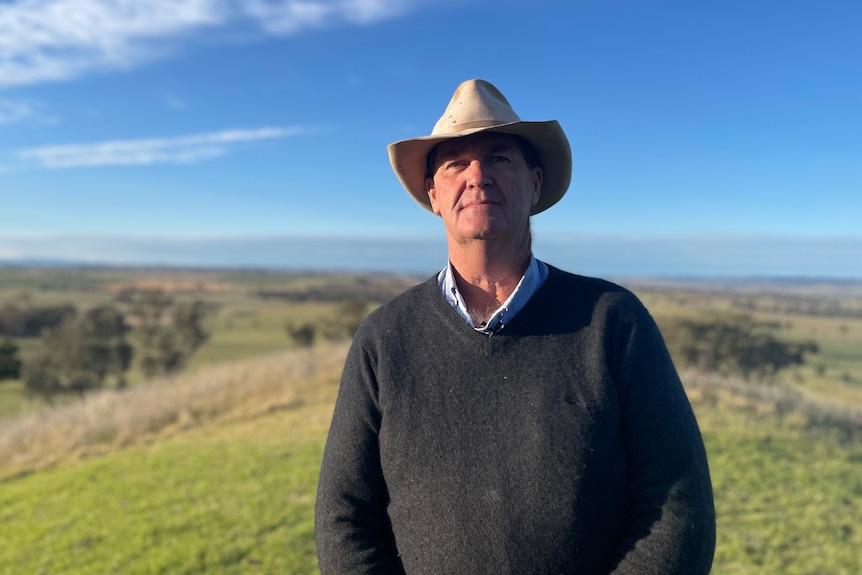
[2,357,861,574]
[697,406,862,574]
[1,269,861,573]
[0,342,347,480]
[0,400,328,574]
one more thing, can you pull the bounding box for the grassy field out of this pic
[632,282,862,405]
[1,267,861,573]
[0,266,423,416]
[698,407,862,573]
[1,345,861,574]
[0,414,326,574]
[0,344,340,574]
[3,268,861,408]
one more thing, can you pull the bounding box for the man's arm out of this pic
[314,338,404,575]
[608,295,716,575]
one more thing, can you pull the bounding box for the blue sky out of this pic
[0,0,860,276]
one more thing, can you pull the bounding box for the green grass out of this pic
[0,397,331,575]
[2,269,861,573]
[698,407,862,574]
[2,371,861,573]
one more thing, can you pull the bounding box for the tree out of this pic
[659,314,819,382]
[0,337,22,381]
[0,302,77,337]
[286,322,316,347]
[335,299,369,338]
[286,299,369,348]
[129,290,215,377]
[22,305,133,400]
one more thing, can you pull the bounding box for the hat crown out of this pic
[431,79,522,136]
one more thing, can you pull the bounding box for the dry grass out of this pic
[683,368,862,439]
[0,341,349,480]
[4,337,860,483]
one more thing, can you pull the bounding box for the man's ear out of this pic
[530,167,544,207]
[426,177,441,215]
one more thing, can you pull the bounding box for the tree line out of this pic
[283,302,820,385]
[0,290,214,401]
[0,301,76,337]
[730,294,862,319]
[657,313,819,382]
[1,294,821,400]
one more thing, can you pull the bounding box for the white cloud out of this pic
[241,0,406,35]
[0,99,33,123]
[17,126,305,168]
[0,0,412,89]
[159,90,189,111]
[0,0,229,88]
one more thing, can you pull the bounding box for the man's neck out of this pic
[447,234,533,324]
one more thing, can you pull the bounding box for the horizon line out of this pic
[1,233,861,281]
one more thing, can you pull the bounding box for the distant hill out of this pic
[619,275,862,297]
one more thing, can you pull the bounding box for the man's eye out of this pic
[491,155,511,163]
[447,160,469,169]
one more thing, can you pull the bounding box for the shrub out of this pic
[286,300,369,348]
[128,290,216,377]
[22,305,133,400]
[659,314,819,382]
[0,303,77,337]
[335,299,368,338]
[0,337,22,381]
[286,322,316,347]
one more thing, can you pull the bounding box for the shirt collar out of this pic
[437,254,548,335]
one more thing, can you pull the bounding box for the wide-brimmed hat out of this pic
[387,79,572,215]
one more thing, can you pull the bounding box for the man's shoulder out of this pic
[543,264,634,300]
[538,264,650,324]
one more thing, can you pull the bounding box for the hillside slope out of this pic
[0,345,345,574]
[1,346,860,574]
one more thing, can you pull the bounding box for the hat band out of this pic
[438,118,518,135]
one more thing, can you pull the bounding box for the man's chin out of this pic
[451,227,507,244]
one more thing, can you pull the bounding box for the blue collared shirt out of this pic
[437,254,549,336]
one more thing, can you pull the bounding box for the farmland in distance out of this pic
[1,266,861,574]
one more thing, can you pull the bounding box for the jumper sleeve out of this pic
[314,336,404,574]
[608,295,716,575]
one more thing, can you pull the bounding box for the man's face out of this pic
[425,133,543,246]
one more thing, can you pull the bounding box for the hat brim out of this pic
[387,120,571,215]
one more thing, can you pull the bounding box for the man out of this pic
[315,79,715,574]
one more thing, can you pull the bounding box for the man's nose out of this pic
[466,160,493,189]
